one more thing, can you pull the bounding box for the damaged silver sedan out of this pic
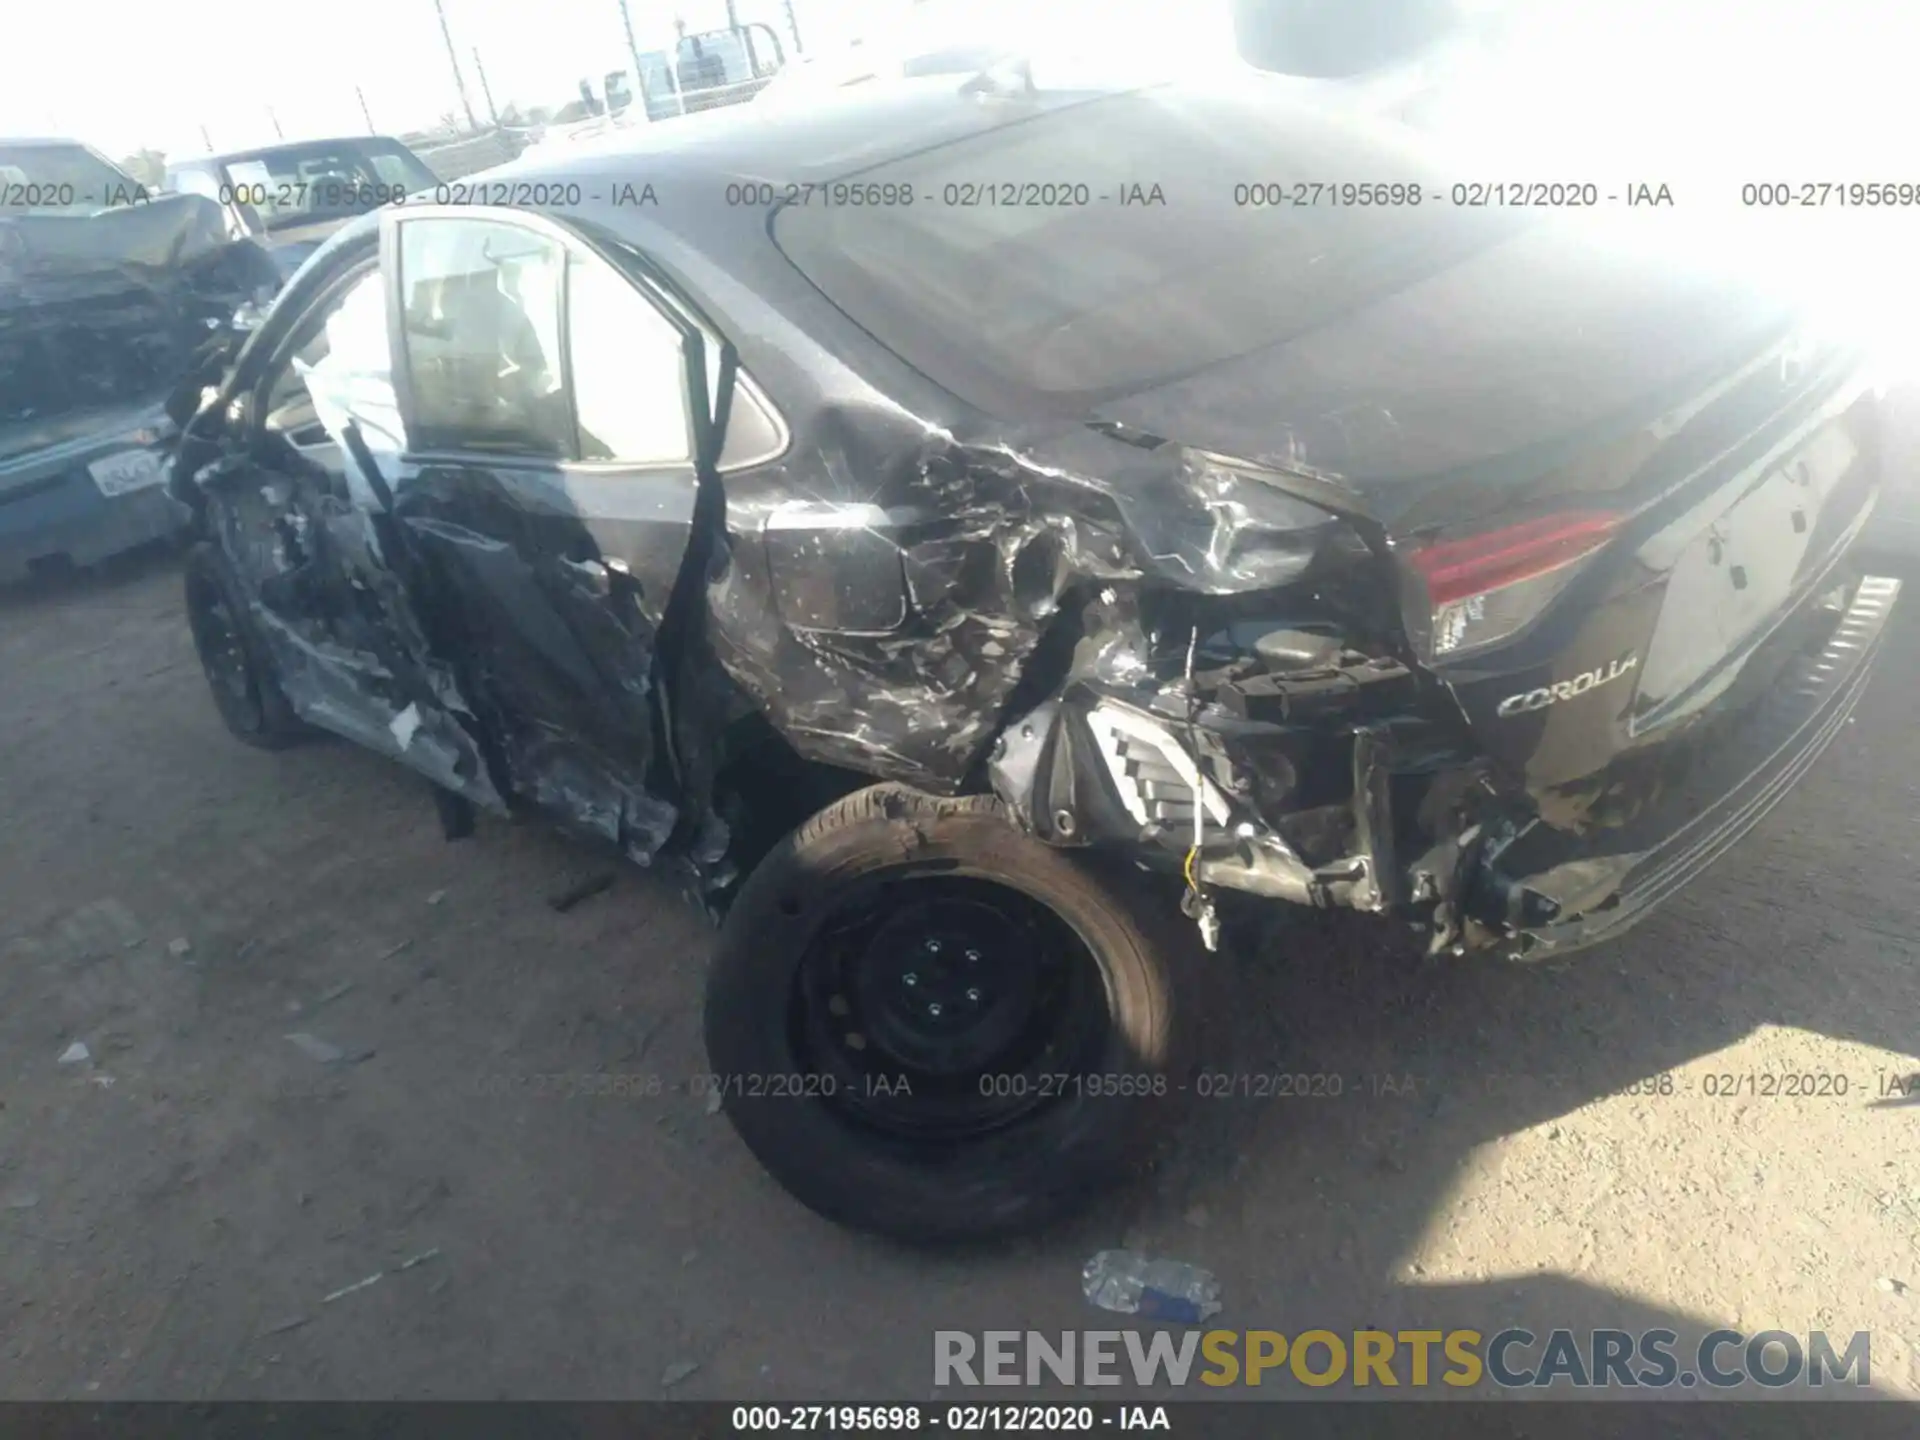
[172,74,1899,1241]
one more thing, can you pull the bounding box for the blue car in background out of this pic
[0,138,280,583]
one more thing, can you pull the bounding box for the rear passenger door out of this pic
[380,208,709,861]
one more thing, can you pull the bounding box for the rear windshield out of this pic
[0,143,129,214]
[773,87,1523,413]
[218,142,437,231]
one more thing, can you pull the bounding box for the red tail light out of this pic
[1406,511,1622,658]
[1408,512,1622,606]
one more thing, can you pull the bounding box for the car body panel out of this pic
[173,75,1898,952]
[175,208,717,870]
[743,81,1886,818]
[376,460,687,855]
[1089,224,1799,503]
[1227,0,1920,569]
[1467,573,1898,951]
[1397,338,1880,802]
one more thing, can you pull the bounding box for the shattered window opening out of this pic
[283,266,409,503]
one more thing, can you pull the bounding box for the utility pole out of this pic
[266,106,285,139]
[356,86,377,135]
[471,47,500,126]
[615,0,649,118]
[200,124,215,155]
[783,0,802,54]
[430,0,479,132]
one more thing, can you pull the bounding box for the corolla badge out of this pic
[1496,655,1639,718]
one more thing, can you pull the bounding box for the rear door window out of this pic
[296,267,407,456]
[251,262,404,502]
[394,214,720,467]
[398,218,571,458]
[566,250,692,464]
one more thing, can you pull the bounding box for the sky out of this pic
[13,0,1920,168]
[5,0,902,159]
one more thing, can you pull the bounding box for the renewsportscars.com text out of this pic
[934,1328,1871,1390]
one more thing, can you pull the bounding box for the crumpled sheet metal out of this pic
[704,406,1343,792]
[2,198,278,434]
[188,252,691,875]
[180,216,1361,887]
[195,452,500,803]
[394,500,681,865]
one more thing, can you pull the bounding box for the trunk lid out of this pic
[1097,224,1882,806]
[1094,219,1806,526]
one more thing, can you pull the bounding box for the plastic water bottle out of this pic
[1081,1250,1223,1324]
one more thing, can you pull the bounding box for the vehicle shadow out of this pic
[1087,591,1920,1402]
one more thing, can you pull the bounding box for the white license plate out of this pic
[88,448,167,497]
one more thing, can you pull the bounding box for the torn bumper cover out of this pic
[988,571,1899,960]
[1462,574,1899,956]
[988,663,1437,934]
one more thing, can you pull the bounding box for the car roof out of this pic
[495,76,1128,250]
[528,77,1099,175]
[286,71,1433,391]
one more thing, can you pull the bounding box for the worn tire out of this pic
[183,541,309,750]
[703,783,1208,1243]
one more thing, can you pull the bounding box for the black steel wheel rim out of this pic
[787,871,1112,1142]
[187,569,262,732]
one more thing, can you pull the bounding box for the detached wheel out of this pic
[704,784,1207,1242]
[183,541,308,750]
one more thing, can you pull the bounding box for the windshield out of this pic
[0,142,132,215]
[774,86,1523,413]
[217,141,437,232]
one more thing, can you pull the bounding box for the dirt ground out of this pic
[2,546,1917,1403]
